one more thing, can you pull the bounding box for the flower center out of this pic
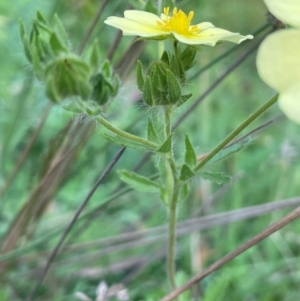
[157,7,200,34]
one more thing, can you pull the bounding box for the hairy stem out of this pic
[95,115,157,149]
[167,183,180,290]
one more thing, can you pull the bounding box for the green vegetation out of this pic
[1,0,300,300]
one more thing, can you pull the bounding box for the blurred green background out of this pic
[1,0,300,300]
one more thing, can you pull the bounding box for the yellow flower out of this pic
[104,7,253,46]
[257,0,300,123]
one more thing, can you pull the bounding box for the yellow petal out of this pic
[124,10,162,26]
[278,85,300,124]
[256,29,300,92]
[173,27,253,46]
[104,16,167,37]
[196,22,215,30]
[264,0,300,28]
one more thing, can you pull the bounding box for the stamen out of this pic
[157,7,198,34]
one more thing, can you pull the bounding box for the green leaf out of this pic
[136,60,145,91]
[118,170,160,192]
[184,135,197,167]
[144,0,157,14]
[147,117,160,144]
[199,171,231,185]
[157,134,172,153]
[159,186,168,205]
[143,75,153,106]
[165,0,175,10]
[166,69,181,104]
[100,131,151,151]
[178,183,190,202]
[179,164,196,181]
[208,137,252,165]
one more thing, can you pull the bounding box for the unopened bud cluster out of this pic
[20,11,119,107]
[137,45,196,107]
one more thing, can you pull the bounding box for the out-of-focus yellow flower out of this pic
[257,0,300,123]
[104,7,253,46]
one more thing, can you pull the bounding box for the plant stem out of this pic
[95,115,157,149]
[167,184,180,290]
[163,105,180,290]
[194,94,278,172]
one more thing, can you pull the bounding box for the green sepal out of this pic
[179,46,197,71]
[52,14,69,46]
[63,100,86,114]
[169,52,185,85]
[184,134,197,167]
[147,117,160,144]
[32,46,44,80]
[179,163,196,181]
[157,134,172,153]
[143,75,153,106]
[19,19,32,61]
[49,32,68,56]
[199,171,231,184]
[100,131,153,151]
[176,93,192,107]
[118,170,160,192]
[45,76,60,103]
[136,60,145,92]
[89,40,101,73]
[136,35,168,41]
[160,51,170,65]
[36,10,48,25]
[166,69,181,104]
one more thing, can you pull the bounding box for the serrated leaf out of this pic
[208,137,252,165]
[157,134,172,153]
[136,60,145,91]
[147,117,160,144]
[199,171,231,184]
[100,131,151,151]
[118,170,160,192]
[179,164,196,181]
[184,135,197,167]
